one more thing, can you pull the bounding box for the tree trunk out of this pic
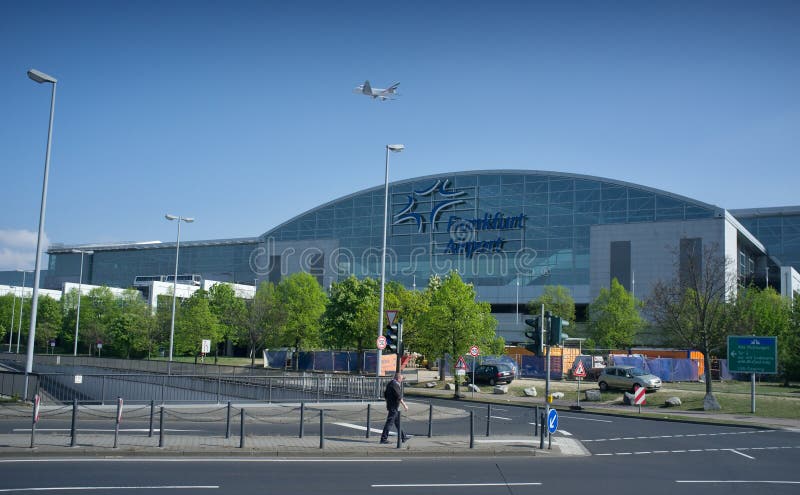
[702,349,721,410]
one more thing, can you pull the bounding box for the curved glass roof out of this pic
[261,170,721,289]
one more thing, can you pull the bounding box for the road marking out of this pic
[333,422,389,435]
[559,415,612,423]
[676,481,800,485]
[474,439,537,444]
[12,428,202,433]
[727,449,755,460]
[583,430,778,443]
[0,486,218,492]
[373,482,541,488]
[558,430,572,436]
[490,416,512,421]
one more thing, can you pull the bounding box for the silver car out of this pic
[598,366,662,392]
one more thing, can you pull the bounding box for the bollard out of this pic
[30,394,41,449]
[539,411,545,449]
[319,410,325,449]
[225,401,232,439]
[158,406,165,448]
[486,403,492,437]
[365,404,371,438]
[239,408,245,448]
[396,409,402,449]
[70,399,77,447]
[113,397,122,449]
[148,400,155,438]
[427,402,433,438]
[469,410,474,449]
[299,402,305,438]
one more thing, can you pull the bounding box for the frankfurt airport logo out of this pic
[393,179,466,233]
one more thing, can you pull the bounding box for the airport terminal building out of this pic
[39,170,800,342]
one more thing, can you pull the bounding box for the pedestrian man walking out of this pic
[380,372,409,444]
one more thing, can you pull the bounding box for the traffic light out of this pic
[385,322,399,355]
[524,317,542,356]
[547,315,563,346]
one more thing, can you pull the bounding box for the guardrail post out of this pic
[319,409,325,449]
[365,403,371,438]
[316,376,321,402]
[427,402,433,438]
[148,400,155,437]
[396,410,402,449]
[158,406,165,448]
[534,406,539,437]
[239,408,245,448]
[299,402,305,438]
[225,401,232,439]
[268,377,272,403]
[486,403,492,437]
[216,368,221,404]
[100,376,106,405]
[70,398,78,447]
[469,410,474,449]
[539,411,545,449]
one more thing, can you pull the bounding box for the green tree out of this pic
[276,272,327,369]
[34,295,62,351]
[730,286,794,384]
[527,285,576,324]
[174,289,220,356]
[322,275,378,370]
[208,283,247,356]
[418,272,501,397]
[241,282,285,367]
[783,296,800,384]
[587,278,643,349]
[385,280,429,357]
[647,242,733,410]
[80,287,118,355]
[108,289,154,358]
[0,293,16,348]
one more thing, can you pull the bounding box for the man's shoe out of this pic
[401,435,413,443]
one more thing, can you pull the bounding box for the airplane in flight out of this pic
[353,80,400,101]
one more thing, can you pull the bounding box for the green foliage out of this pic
[587,278,643,349]
[241,281,285,366]
[322,275,378,352]
[33,295,62,349]
[784,297,800,383]
[276,272,327,366]
[174,289,220,356]
[208,283,247,352]
[527,285,576,324]
[418,271,500,396]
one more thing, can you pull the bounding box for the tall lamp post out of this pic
[24,69,57,389]
[16,270,31,354]
[72,249,93,356]
[376,144,404,379]
[165,214,194,372]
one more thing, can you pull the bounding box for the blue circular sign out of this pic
[547,408,559,434]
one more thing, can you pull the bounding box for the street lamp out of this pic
[376,144,404,379]
[24,68,57,388]
[71,249,93,356]
[15,270,31,354]
[165,214,194,371]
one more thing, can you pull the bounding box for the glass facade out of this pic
[734,210,800,273]
[266,171,717,290]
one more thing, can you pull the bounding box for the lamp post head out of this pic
[27,69,57,84]
[387,144,404,152]
[165,214,194,223]
[165,214,178,221]
[183,217,195,223]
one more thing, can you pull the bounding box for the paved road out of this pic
[1,453,799,495]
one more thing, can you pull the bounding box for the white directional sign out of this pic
[201,339,211,354]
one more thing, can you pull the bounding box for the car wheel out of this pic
[489,378,496,386]
[599,381,608,392]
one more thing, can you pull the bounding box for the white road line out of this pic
[727,449,755,460]
[13,428,202,433]
[634,452,651,455]
[558,430,572,436]
[595,453,613,456]
[0,486,218,492]
[676,481,800,485]
[373,482,541,488]
[559,415,612,423]
[474,439,537,444]
[490,416,512,421]
[333,422,387,435]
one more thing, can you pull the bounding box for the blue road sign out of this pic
[547,408,558,434]
[727,336,778,374]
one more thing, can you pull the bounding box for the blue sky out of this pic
[1,0,798,270]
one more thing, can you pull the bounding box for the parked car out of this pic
[598,365,661,392]
[465,364,515,386]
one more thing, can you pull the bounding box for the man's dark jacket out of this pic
[384,380,402,410]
